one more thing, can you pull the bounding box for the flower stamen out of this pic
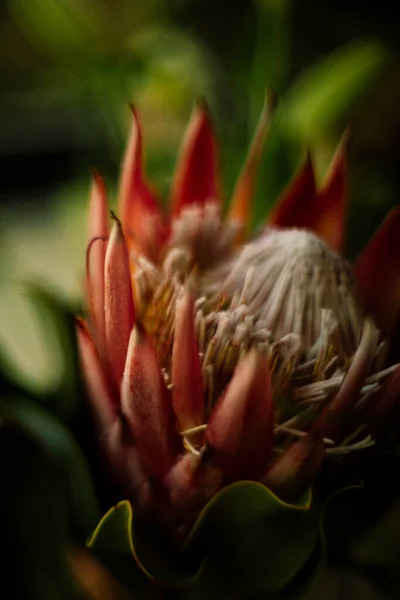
[180,424,208,436]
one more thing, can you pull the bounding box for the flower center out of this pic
[202,227,364,359]
[133,206,393,453]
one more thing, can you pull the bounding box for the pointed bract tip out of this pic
[126,103,142,145]
[88,168,109,243]
[128,102,138,116]
[75,315,86,332]
[171,284,204,432]
[267,149,317,230]
[227,93,275,237]
[195,96,210,114]
[171,95,219,216]
[344,121,355,144]
[109,209,117,220]
[354,206,400,337]
[121,323,180,478]
[206,349,273,482]
[89,167,101,179]
[316,318,378,440]
[264,433,325,503]
[104,214,135,388]
[109,212,125,242]
[335,124,354,157]
[265,88,278,112]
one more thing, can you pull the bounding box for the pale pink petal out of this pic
[170,101,220,217]
[354,206,400,337]
[171,285,204,432]
[104,217,135,389]
[121,324,180,478]
[206,349,273,481]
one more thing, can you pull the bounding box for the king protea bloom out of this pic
[77,97,400,538]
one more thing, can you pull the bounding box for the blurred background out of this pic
[1,0,400,390]
[1,5,400,598]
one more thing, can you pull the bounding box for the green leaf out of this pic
[88,501,134,555]
[281,39,390,141]
[91,487,318,595]
[89,483,320,597]
[89,500,188,596]
[0,418,82,599]
[0,395,101,543]
[185,482,319,596]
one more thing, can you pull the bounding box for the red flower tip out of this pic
[88,169,109,242]
[206,349,273,482]
[316,318,379,440]
[171,284,205,433]
[228,91,277,241]
[269,129,350,253]
[354,206,400,338]
[121,324,180,478]
[118,106,166,262]
[268,150,317,229]
[316,127,351,253]
[104,219,135,389]
[128,102,138,115]
[263,433,325,503]
[170,102,220,217]
[195,96,209,113]
[118,107,143,231]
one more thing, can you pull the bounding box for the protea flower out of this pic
[77,96,400,540]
